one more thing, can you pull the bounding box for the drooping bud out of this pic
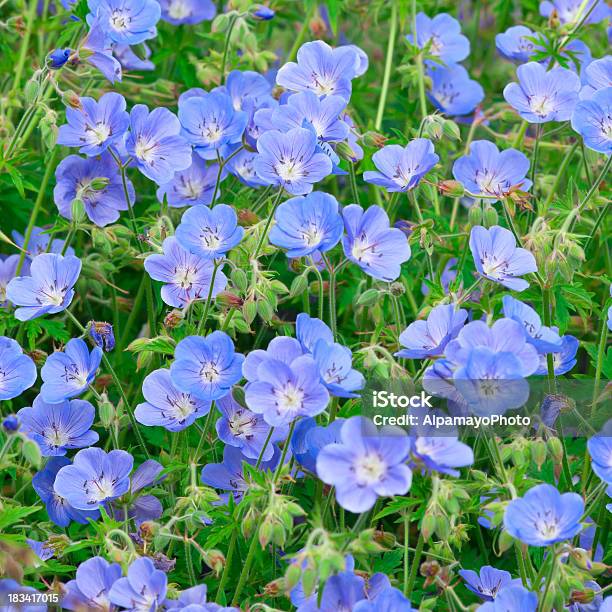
[438,179,465,198]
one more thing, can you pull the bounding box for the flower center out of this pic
[200,362,220,383]
[275,159,304,182]
[199,229,221,251]
[354,453,386,485]
[173,265,198,289]
[110,9,131,31]
[351,234,376,262]
[529,94,555,117]
[168,0,191,19]
[311,73,335,95]
[89,122,111,145]
[534,512,560,539]
[169,393,196,420]
[44,426,69,449]
[180,178,204,200]
[40,282,68,306]
[229,411,257,438]
[301,225,323,247]
[276,384,304,412]
[135,137,157,163]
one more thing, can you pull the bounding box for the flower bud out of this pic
[61,90,82,109]
[98,393,115,428]
[422,115,445,140]
[335,140,358,162]
[164,309,185,329]
[89,321,115,352]
[531,438,547,470]
[442,118,461,141]
[2,415,19,433]
[547,437,564,463]
[483,203,499,227]
[216,291,244,308]
[237,209,259,226]
[438,180,465,198]
[26,349,47,366]
[21,438,41,468]
[251,5,275,20]
[47,48,72,70]
[468,203,483,226]
[362,131,387,148]
[71,198,86,223]
[357,288,379,307]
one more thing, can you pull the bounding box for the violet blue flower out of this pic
[80,13,122,84]
[504,483,584,546]
[255,127,333,195]
[396,304,468,359]
[539,0,610,25]
[201,444,280,503]
[87,0,161,46]
[469,225,537,291]
[0,337,37,400]
[27,538,55,562]
[48,48,72,69]
[54,447,134,510]
[144,237,227,308]
[160,0,215,25]
[170,332,244,401]
[406,12,470,64]
[587,421,612,483]
[459,566,521,601]
[363,138,439,192]
[0,255,19,306]
[175,204,244,259]
[62,556,121,611]
[342,204,411,281]
[269,191,343,258]
[11,227,74,265]
[53,153,135,227]
[135,368,211,431]
[502,295,563,352]
[291,417,344,473]
[108,557,167,611]
[40,338,102,403]
[445,318,540,376]
[452,140,532,201]
[216,390,285,461]
[580,56,612,99]
[222,70,273,111]
[7,253,81,321]
[178,91,248,160]
[114,459,164,525]
[428,63,485,117]
[226,149,270,187]
[32,457,100,527]
[57,92,129,156]
[276,40,361,100]
[296,570,366,612]
[114,43,155,71]
[571,87,612,154]
[312,339,365,398]
[17,396,98,456]
[271,91,349,142]
[503,62,581,123]
[89,321,115,352]
[477,585,538,611]
[411,431,474,476]
[125,104,192,184]
[353,587,415,611]
[317,416,412,513]
[495,26,542,63]
[157,154,224,207]
[0,580,47,612]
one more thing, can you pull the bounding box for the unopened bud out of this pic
[335,140,358,162]
[468,204,483,227]
[62,90,82,109]
[237,209,259,226]
[531,438,547,470]
[362,131,387,148]
[164,309,185,329]
[483,203,499,227]
[547,437,564,463]
[438,180,465,198]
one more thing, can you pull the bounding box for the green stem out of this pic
[215,528,237,602]
[231,526,260,606]
[405,530,424,599]
[374,1,398,131]
[252,188,284,261]
[411,0,427,121]
[541,141,579,212]
[196,261,221,335]
[512,121,528,150]
[348,161,361,205]
[403,510,410,596]
[591,298,609,418]
[16,148,59,275]
[583,201,609,253]
[220,14,238,84]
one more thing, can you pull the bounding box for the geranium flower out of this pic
[571,87,612,154]
[87,0,161,46]
[458,566,521,601]
[428,64,484,117]
[0,337,37,400]
[159,0,215,25]
[62,557,121,611]
[108,557,167,611]
[406,12,470,64]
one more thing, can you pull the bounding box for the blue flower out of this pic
[0,337,37,400]
[272,91,349,142]
[2,415,19,433]
[342,204,411,281]
[539,0,610,25]
[587,421,612,483]
[178,90,248,160]
[396,304,468,359]
[115,42,155,71]
[296,570,365,611]
[428,63,484,116]
[125,104,192,184]
[7,253,81,321]
[269,191,343,258]
[226,149,270,187]
[54,447,133,510]
[32,457,100,527]
[295,312,333,351]
[495,26,542,63]
[175,204,244,259]
[222,69,273,111]
[477,585,538,611]
[363,138,439,192]
[353,585,415,611]
[316,416,412,513]
[504,483,584,546]
[170,332,244,401]
[502,295,563,352]
[446,318,540,376]
[89,321,115,352]
[27,538,55,561]
[160,0,215,25]
[57,92,129,156]
[135,368,211,431]
[40,338,102,403]
[18,396,98,456]
[535,333,579,375]
[201,444,280,503]
[216,390,285,461]
[458,566,521,601]
[144,237,227,308]
[108,557,167,611]
[580,57,612,100]
[244,337,329,426]
[571,87,612,154]
[469,225,537,291]
[291,417,344,473]
[406,12,470,64]
[411,429,474,476]
[12,227,74,267]
[87,0,161,45]
[276,40,363,100]
[113,459,164,525]
[0,255,19,306]
[452,140,532,201]
[157,153,224,207]
[62,557,121,611]
[48,48,72,69]
[166,584,238,611]
[255,127,333,195]
[54,153,135,227]
[80,14,123,83]
[252,5,275,20]
[504,62,580,123]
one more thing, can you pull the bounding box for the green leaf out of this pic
[0,504,42,530]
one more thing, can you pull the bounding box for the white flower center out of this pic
[312,74,336,95]
[169,393,196,420]
[276,384,304,412]
[301,225,323,247]
[110,9,131,31]
[350,235,377,263]
[173,265,198,289]
[168,0,191,19]
[275,159,304,182]
[529,94,555,117]
[354,453,386,485]
[534,512,560,539]
[135,137,157,163]
[200,362,220,383]
[44,427,69,449]
[199,229,221,251]
[89,122,111,145]
[229,411,258,438]
[179,178,204,200]
[40,282,67,306]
